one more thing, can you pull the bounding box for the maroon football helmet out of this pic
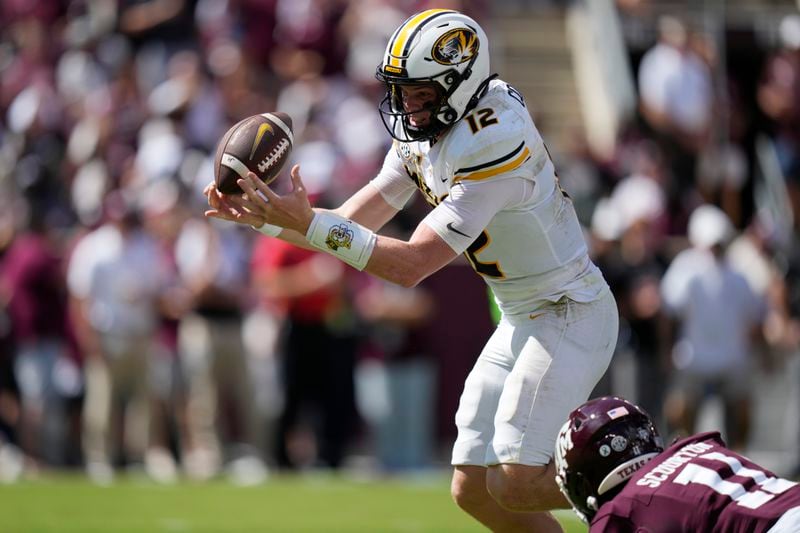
[554,396,664,523]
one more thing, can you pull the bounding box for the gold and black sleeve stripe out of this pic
[454,141,531,182]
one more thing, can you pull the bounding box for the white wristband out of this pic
[305,212,377,271]
[252,223,282,237]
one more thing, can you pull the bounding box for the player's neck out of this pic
[430,127,450,146]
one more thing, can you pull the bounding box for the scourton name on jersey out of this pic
[370,79,607,316]
[592,432,800,533]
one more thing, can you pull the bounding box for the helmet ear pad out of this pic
[435,68,472,126]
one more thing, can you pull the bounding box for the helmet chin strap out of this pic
[464,73,499,116]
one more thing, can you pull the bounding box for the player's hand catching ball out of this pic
[204,164,315,235]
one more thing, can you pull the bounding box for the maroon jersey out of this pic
[591,432,800,532]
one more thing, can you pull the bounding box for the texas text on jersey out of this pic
[592,432,800,533]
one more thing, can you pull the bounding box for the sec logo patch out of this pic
[398,143,412,160]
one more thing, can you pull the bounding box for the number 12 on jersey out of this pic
[465,108,498,134]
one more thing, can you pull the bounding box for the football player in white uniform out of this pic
[206,9,618,532]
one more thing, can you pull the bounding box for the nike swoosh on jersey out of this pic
[446,222,470,238]
[249,123,274,160]
[528,312,545,320]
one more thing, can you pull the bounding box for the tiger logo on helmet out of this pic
[432,29,479,65]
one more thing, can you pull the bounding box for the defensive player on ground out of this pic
[555,396,800,532]
[206,9,618,532]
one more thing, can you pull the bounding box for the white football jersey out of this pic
[371,79,608,316]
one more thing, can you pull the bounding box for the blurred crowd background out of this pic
[1,0,800,487]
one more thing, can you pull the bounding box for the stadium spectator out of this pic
[250,237,360,471]
[174,215,267,483]
[638,15,713,149]
[590,141,671,432]
[555,395,800,531]
[0,203,77,470]
[660,204,766,450]
[117,0,198,60]
[757,13,800,227]
[66,190,168,484]
[249,153,360,471]
[270,0,349,78]
[206,9,618,532]
[138,179,193,484]
[727,214,800,357]
[353,274,437,471]
[0,205,22,482]
[0,327,23,482]
[695,141,750,229]
[783,194,800,478]
[637,15,713,227]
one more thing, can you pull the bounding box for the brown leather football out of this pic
[214,112,293,194]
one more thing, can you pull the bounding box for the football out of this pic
[214,112,293,194]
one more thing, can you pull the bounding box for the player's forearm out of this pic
[362,237,434,288]
[267,228,441,287]
[256,206,373,251]
[254,226,430,288]
[293,210,456,286]
[364,224,457,287]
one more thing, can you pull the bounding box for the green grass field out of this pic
[0,472,587,532]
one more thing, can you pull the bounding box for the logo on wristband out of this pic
[325,223,354,251]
